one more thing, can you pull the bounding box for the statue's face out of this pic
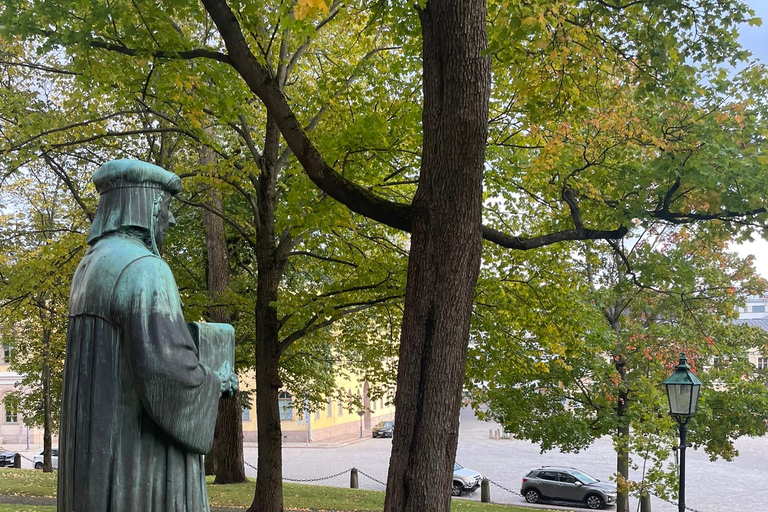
[154,192,176,249]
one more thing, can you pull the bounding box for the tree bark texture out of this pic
[248,117,287,512]
[616,355,629,512]
[383,1,490,511]
[42,319,53,473]
[201,155,247,483]
[617,398,630,512]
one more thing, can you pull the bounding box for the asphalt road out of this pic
[243,407,768,512]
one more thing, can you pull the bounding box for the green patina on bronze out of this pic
[59,160,237,512]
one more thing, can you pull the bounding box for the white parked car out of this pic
[33,449,58,470]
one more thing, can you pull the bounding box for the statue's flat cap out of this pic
[93,159,182,195]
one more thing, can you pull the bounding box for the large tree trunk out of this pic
[202,156,247,483]
[248,116,286,512]
[383,1,489,511]
[248,286,282,512]
[616,399,630,512]
[616,356,629,512]
[212,396,247,483]
[41,318,53,473]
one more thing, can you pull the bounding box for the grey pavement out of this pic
[244,407,767,512]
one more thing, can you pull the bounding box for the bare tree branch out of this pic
[278,294,402,355]
[175,195,258,249]
[89,39,230,63]
[0,60,78,76]
[287,251,358,267]
[41,152,95,221]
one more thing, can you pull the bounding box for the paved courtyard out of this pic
[243,407,768,512]
[5,406,764,511]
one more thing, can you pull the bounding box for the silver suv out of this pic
[452,462,482,496]
[521,466,617,509]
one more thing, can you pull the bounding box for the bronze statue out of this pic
[58,160,237,512]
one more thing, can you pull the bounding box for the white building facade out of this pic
[736,296,768,370]
[0,345,42,446]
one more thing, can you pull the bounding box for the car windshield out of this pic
[453,462,462,471]
[570,470,598,484]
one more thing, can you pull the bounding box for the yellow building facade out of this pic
[240,373,396,443]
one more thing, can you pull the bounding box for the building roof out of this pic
[735,316,768,331]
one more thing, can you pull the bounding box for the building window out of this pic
[758,357,768,370]
[380,398,384,410]
[242,408,251,421]
[2,345,11,363]
[4,404,18,424]
[753,306,766,313]
[278,392,293,420]
[314,410,320,420]
[327,399,332,417]
[338,400,343,417]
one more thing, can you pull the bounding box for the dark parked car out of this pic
[452,462,482,496]
[0,451,18,468]
[521,466,617,509]
[372,420,395,438]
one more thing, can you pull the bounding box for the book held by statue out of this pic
[187,322,235,372]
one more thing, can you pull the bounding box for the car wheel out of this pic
[451,482,463,496]
[586,494,605,510]
[35,462,43,470]
[524,488,541,504]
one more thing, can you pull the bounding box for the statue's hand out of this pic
[215,361,238,397]
[227,372,239,397]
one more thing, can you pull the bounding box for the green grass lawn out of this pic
[0,506,54,512]
[0,469,563,512]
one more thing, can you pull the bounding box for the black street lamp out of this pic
[663,353,702,512]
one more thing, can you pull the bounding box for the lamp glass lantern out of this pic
[663,353,702,418]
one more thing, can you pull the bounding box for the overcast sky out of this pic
[730,0,768,278]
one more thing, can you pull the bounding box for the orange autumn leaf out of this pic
[295,0,329,20]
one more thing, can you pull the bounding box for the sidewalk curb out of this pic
[246,435,376,449]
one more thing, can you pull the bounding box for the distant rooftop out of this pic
[735,316,768,331]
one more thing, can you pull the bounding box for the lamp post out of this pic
[663,353,702,512]
[358,410,364,438]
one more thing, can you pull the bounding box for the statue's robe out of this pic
[58,234,221,512]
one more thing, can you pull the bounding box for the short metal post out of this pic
[481,478,490,503]
[13,453,21,468]
[350,467,359,489]
[640,490,652,512]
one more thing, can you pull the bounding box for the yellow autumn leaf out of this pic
[295,0,329,20]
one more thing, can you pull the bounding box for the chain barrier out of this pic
[283,468,350,483]
[0,445,37,464]
[356,468,387,486]
[244,460,258,472]
[237,461,709,512]
[486,477,522,497]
